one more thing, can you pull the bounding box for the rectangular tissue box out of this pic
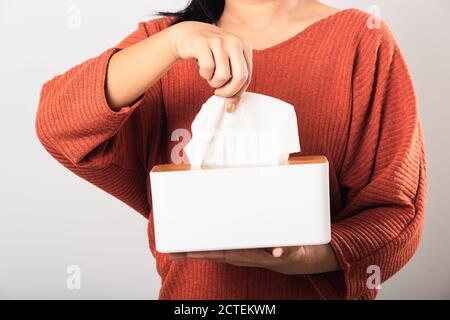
[149,156,331,253]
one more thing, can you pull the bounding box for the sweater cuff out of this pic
[308,223,381,300]
[88,47,144,124]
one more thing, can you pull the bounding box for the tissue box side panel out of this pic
[150,163,330,252]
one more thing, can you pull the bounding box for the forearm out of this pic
[106,26,178,110]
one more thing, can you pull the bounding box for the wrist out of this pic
[306,244,341,274]
[165,22,184,61]
[140,24,181,65]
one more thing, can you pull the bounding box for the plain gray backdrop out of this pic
[0,0,449,299]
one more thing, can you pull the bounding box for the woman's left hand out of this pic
[168,244,341,275]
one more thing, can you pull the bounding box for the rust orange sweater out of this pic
[35,9,426,300]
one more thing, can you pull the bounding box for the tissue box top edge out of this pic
[150,155,328,173]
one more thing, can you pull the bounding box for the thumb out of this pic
[224,95,242,113]
[224,42,252,113]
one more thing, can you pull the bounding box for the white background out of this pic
[0,0,449,299]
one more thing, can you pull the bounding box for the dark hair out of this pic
[158,0,225,25]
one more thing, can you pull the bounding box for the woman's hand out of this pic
[170,21,253,112]
[168,244,341,275]
[106,21,251,111]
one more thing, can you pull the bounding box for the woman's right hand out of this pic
[170,21,253,112]
[106,20,252,111]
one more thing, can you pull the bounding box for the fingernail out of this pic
[226,103,235,113]
[272,248,284,258]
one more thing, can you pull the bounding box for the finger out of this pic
[224,42,253,112]
[186,250,226,261]
[208,39,232,88]
[168,252,187,260]
[215,39,248,100]
[194,39,215,81]
[224,248,269,266]
[186,249,263,267]
[272,247,285,258]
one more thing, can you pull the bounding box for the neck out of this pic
[221,0,310,26]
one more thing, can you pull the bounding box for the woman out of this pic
[35,0,426,299]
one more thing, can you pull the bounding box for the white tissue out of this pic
[184,92,300,169]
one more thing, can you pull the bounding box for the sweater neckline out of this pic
[251,8,355,55]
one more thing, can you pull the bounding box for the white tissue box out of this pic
[150,156,331,253]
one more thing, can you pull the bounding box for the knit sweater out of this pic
[35,8,426,300]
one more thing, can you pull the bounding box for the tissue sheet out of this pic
[184,92,300,168]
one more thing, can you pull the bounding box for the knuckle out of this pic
[199,61,215,73]
[209,81,225,89]
[208,37,223,47]
[242,40,252,49]
[225,34,239,42]
[214,72,231,83]
[193,37,208,49]
[235,72,248,82]
[226,35,243,47]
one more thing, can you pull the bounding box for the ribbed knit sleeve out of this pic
[308,22,426,299]
[35,20,167,217]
